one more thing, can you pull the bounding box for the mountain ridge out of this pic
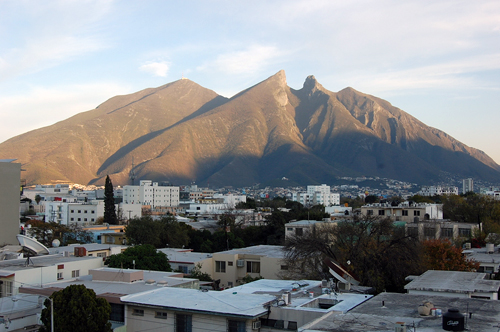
[0,70,498,186]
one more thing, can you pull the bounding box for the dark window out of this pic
[281,265,288,270]
[441,228,453,238]
[228,320,246,332]
[407,227,418,238]
[78,210,81,213]
[367,210,373,215]
[132,309,144,316]
[247,261,260,274]
[296,228,303,236]
[70,210,74,213]
[110,303,124,322]
[459,228,471,237]
[176,314,192,332]
[155,311,168,319]
[378,210,385,216]
[414,210,420,216]
[216,261,226,273]
[424,227,435,237]
[402,210,408,216]
[228,261,233,266]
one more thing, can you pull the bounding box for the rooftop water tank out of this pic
[442,308,464,331]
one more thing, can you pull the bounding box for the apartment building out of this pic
[123,180,179,207]
[292,184,340,207]
[418,185,458,196]
[360,202,443,222]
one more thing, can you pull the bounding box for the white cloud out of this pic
[198,45,286,75]
[139,61,170,77]
[0,82,130,143]
[0,0,114,82]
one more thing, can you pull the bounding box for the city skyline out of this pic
[1,1,499,163]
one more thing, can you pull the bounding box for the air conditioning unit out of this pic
[252,321,261,330]
[338,282,351,291]
[465,242,471,249]
[236,259,245,267]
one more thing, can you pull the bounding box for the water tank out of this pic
[487,243,495,254]
[442,308,464,331]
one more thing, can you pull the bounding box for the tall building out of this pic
[0,160,21,245]
[292,184,340,207]
[123,180,179,207]
[463,178,474,194]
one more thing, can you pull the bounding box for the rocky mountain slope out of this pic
[1,70,498,186]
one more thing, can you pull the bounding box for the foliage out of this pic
[27,221,92,247]
[364,195,379,204]
[39,284,112,332]
[340,196,365,209]
[283,215,424,293]
[105,244,171,271]
[407,194,437,204]
[235,197,257,209]
[187,263,212,281]
[35,194,42,204]
[103,175,118,225]
[442,194,500,224]
[125,215,189,248]
[241,274,263,284]
[422,239,479,271]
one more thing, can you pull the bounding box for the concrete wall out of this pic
[125,304,258,332]
[0,162,20,245]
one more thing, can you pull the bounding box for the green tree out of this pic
[35,194,42,205]
[188,263,212,281]
[125,215,189,248]
[105,244,171,271]
[104,175,117,225]
[39,284,111,332]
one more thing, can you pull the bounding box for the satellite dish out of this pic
[52,239,61,248]
[16,234,50,255]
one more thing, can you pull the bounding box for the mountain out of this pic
[1,71,499,187]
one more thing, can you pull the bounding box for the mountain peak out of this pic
[302,75,325,97]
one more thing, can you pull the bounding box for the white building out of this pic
[361,202,443,222]
[44,201,104,225]
[463,178,474,194]
[123,180,179,207]
[213,193,247,208]
[292,184,340,207]
[418,186,458,196]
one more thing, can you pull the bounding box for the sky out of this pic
[1,0,499,163]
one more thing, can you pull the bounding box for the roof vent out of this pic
[157,280,168,287]
[145,279,156,285]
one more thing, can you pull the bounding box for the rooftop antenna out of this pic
[129,157,136,185]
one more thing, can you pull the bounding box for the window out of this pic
[70,210,74,213]
[402,210,408,216]
[247,261,260,274]
[228,320,246,332]
[414,210,420,216]
[424,227,435,237]
[178,265,188,274]
[367,210,373,215]
[280,265,288,270]
[287,228,293,231]
[71,270,80,278]
[110,303,125,323]
[407,227,418,238]
[97,252,107,257]
[2,281,13,297]
[176,314,192,332]
[78,210,81,213]
[84,210,87,213]
[57,272,63,279]
[77,218,81,221]
[84,218,87,222]
[70,218,74,221]
[378,210,385,216]
[155,311,168,319]
[91,210,95,214]
[216,261,226,273]
[91,218,95,222]
[132,309,144,316]
[459,228,471,237]
[441,228,453,238]
[228,261,233,266]
[296,228,303,236]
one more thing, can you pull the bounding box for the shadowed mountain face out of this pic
[1,71,498,186]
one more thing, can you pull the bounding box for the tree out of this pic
[188,263,212,281]
[423,239,479,271]
[39,284,111,332]
[125,215,190,248]
[35,194,42,205]
[105,244,171,271]
[283,215,424,293]
[104,175,117,225]
[27,221,92,247]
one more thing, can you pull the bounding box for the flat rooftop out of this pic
[405,270,500,294]
[121,287,275,318]
[49,243,127,254]
[216,245,285,258]
[157,248,212,263]
[0,254,101,272]
[302,292,500,332]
